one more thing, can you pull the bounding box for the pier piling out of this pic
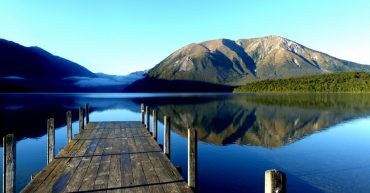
[153,110,158,140]
[164,115,171,157]
[79,106,84,132]
[141,103,145,124]
[47,118,55,164]
[66,111,72,143]
[188,129,198,189]
[146,106,150,131]
[85,103,90,124]
[265,169,286,193]
[3,134,16,193]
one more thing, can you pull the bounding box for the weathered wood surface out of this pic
[79,106,84,133]
[146,106,150,131]
[187,129,197,189]
[85,104,90,124]
[265,169,286,193]
[141,104,145,124]
[66,111,72,143]
[21,121,192,193]
[47,118,55,164]
[3,134,16,193]
[164,116,170,158]
[152,110,157,141]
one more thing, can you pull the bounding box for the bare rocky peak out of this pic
[148,35,370,85]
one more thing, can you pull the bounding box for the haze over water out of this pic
[1,93,370,193]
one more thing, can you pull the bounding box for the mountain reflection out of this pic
[152,94,370,147]
[1,93,370,148]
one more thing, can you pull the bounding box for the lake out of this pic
[1,93,370,193]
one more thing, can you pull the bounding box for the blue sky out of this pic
[1,0,369,74]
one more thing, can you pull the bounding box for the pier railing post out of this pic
[146,106,150,131]
[79,106,84,132]
[153,110,157,140]
[164,115,171,158]
[85,103,90,124]
[265,169,286,193]
[66,111,72,143]
[3,134,16,193]
[188,129,197,189]
[141,103,145,124]
[47,118,55,164]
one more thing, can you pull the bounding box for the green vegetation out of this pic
[234,72,370,93]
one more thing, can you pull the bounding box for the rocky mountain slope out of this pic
[147,36,370,86]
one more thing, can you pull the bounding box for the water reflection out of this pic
[1,93,370,148]
[1,93,370,193]
[0,94,139,144]
[148,93,370,147]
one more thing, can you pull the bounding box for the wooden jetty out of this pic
[2,103,286,193]
[21,120,193,193]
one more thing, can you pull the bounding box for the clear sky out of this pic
[1,0,369,75]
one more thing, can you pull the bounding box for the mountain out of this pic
[0,38,145,92]
[146,35,370,86]
[0,39,96,79]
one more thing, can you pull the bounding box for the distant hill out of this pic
[234,72,370,93]
[0,39,96,79]
[0,38,145,92]
[146,36,370,87]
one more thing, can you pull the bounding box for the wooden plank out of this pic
[107,155,121,193]
[134,136,164,193]
[127,136,148,193]
[146,134,192,193]
[78,125,110,192]
[63,125,103,192]
[135,127,188,193]
[93,124,116,193]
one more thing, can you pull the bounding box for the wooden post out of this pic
[85,103,90,124]
[47,118,55,164]
[3,134,16,193]
[164,116,170,157]
[265,169,286,193]
[66,111,72,143]
[141,103,145,124]
[153,110,157,140]
[79,106,84,132]
[146,106,150,131]
[188,129,197,189]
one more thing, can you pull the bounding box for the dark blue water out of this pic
[1,93,370,193]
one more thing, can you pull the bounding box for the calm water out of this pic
[1,93,370,193]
